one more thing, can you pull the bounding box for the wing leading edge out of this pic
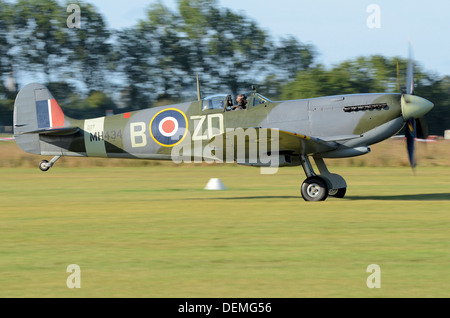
[209,128,361,158]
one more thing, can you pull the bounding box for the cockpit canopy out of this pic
[202,93,272,111]
[202,94,231,110]
[248,93,272,107]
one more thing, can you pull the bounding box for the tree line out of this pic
[0,0,448,135]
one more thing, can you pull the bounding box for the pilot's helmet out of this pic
[237,94,247,102]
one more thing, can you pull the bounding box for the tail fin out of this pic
[14,83,78,154]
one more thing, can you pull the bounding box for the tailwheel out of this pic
[38,156,61,172]
[39,160,50,172]
[329,188,347,198]
[301,176,329,201]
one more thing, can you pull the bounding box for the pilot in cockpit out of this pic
[231,94,247,110]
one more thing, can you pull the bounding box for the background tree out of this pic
[113,25,158,110]
[0,0,13,82]
[12,0,68,83]
[64,1,112,92]
[0,0,15,128]
[174,0,274,96]
[144,2,194,99]
[272,36,316,79]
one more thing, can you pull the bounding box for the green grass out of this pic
[0,165,449,297]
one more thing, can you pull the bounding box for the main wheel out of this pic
[329,187,347,198]
[39,160,50,172]
[301,176,329,201]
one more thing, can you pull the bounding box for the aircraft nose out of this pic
[401,94,434,120]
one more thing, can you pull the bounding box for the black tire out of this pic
[39,160,50,172]
[329,188,347,198]
[301,176,329,201]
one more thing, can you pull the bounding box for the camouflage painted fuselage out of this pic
[14,83,431,166]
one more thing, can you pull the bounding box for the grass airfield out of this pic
[0,140,449,297]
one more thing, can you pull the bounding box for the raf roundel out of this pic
[150,108,188,147]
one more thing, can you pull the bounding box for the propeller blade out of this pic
[403,41,433,170]
[405,118,416,168]
[415,117,429,140]
[406,40,415,95]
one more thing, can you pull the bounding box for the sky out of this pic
[79,0,450,77]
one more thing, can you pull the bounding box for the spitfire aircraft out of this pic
[13,54,433,201]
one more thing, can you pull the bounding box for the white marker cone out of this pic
[204,178,226,190]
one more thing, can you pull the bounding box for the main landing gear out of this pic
[299,155,347,201]
[38,156,61,172]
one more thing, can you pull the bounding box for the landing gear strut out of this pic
[300,155,347,201]
[39,156,61,172]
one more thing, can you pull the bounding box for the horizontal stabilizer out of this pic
[20,127,79,136]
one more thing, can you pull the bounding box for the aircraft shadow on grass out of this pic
[199,193,450,201]
[345,193,450,201]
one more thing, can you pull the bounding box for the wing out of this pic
[272,129,338,155]
[209,127,356,159]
